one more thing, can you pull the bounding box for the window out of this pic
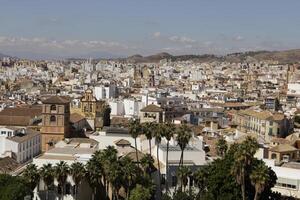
[50,105,56,111]
[271,153,277,159]
[7,131,12,137]
[269,121,273,126]
[172,176,177,187]
[50,115,56,122]
[1,131,6,135]
[268,128,273,136]
[161,174,166,185]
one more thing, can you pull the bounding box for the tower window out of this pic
[50,115,56,122]
[50,105,56,111]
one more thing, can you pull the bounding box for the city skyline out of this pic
[1,0,300,59]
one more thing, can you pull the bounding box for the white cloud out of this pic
[233,35,244,41]
[0,35,128,50]
[153,32,161,38]
[168,35,196,43]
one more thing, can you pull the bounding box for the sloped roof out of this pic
[0,157,19,174]
[140,104,163,112]
[269,144,297,153]
[7,129,40,143]
[114,139,131,146]
[42,96,70,104]
[0,116,31,126]
[0,106,42,118]
[70,113,85,123]
[125,150,146,162]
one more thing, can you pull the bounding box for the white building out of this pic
[264,159,300,198]
[108,101,125,116]
[0,127,41,163]
[94,85,117,100]
[32,138,98,200]
[89,127,143,151]
[124,99,141,117]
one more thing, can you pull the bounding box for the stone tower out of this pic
[41,96,70,151]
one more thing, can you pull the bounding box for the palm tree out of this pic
[176,124,192,167]
[140,154,154,176]
[216,137,228,157]
[142,122,154,155]
[120,157,137,199]
[40,163,55,200]
[54,161,69,200]
[153,122,163,196]
[231,137,259,200]
[243,136,259,164]
[107,161,123,200]
[129,119,142,166]
[162,122,176,193]
[250,162,270,200]
[177,166,191,192]
[194,167,208,199]
[86,155,103,200]
[101,146,119,200]
[102,146,118,195]
[231,144,248,200]
[70,162,85,200]
[23,163,40,192]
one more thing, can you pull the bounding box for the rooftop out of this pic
[140,104,163,112]
[42,96,70,104]
[7,129,40,143]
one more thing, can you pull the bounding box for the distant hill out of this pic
[0,53,10,59]
[116,49,300,64]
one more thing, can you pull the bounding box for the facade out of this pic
[140,104,163,123]
[80,89,99,119]
[0,127,41,163]
[41,96,71,151]
[232,109,293,141]
[265,159,300,198]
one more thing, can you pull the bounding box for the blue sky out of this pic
[0,0,300,59]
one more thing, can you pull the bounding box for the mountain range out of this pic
[2,49,300,63]
[114,49,300,64]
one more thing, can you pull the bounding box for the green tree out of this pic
[177,166,192,192]
[0,174,31,200]
[70,162,86,200]
[129,184,151,200]
[193,167,208,199]
[176,124,192,167]
[108,161,123,200]
[250,161,270,200]
[120,157,138,199]
[22,163,40,192]
[103,103,111,126]
[129,119,142,165]
[140,153,155,176]
[216,138,228,157]
[231,137,259,200]
[54,161,69,200]
[142,122,154,155]
[40,163,55,200]
[86,154,103,200]
[161,122,176,193]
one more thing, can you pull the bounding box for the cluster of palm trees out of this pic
[129,119,194,194]
[22,161,85,200]
[230,137,270,200]
[22,147,153,200]
[22,120,196,200]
